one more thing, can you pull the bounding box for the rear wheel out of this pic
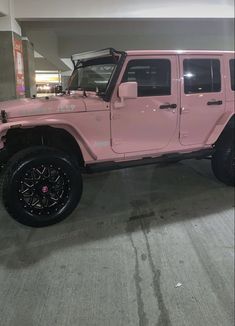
[2,146,83,227]
[211,139,235,186]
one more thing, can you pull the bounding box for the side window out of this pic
[122,59,171,97]
[183,59,221,94]
[229,59,235,91]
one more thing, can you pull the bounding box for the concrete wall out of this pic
[56,19,235,57]
[0,0,21,35]
[35,58,59,71]
[0,31,17,101]
[0,0,9,16]
[14,0,234,19]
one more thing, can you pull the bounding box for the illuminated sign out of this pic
[13,38,25,97]
[36,73,60,84]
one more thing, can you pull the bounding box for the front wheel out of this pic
[211,140,235,187]
[2,146,83,227]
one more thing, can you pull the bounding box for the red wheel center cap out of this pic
[42,185,49,193]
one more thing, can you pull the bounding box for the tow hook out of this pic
[1,110,8,123]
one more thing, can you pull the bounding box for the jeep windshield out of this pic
[68,56,117,95]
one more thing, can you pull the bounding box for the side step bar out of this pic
[85,148,214,173]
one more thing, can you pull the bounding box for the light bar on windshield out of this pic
[71,48,125,67]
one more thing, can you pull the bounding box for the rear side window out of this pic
[122,59,171,97]
[183,59,221,94]
[230,59,235,91]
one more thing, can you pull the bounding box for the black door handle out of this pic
[160,103,177,109]
[207,100,223,106]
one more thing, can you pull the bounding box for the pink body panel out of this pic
[0,50,234,164]
[1,96,86,118]
[0,98,122,162]
[179,54,226,146]
[111,55,179,154]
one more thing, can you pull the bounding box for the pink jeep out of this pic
[0,48,234,227]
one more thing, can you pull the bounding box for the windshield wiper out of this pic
[83,89,87,97]
[77,87,87,97]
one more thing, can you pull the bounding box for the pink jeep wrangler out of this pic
[0,48,234,227]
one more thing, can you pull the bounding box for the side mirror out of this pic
[118,82,138,100]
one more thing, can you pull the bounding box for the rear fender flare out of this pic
[205,113,235,145]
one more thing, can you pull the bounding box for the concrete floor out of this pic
[0,160,234,326]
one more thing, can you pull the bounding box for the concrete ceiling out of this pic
[35,58,60,71]
[14,0,235,19]
[20,18,234,72]
[13,0,234,71]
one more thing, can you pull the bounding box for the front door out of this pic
[179,55,225,145]
[111,56,178,154]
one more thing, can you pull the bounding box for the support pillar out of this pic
[22,37,36,98]
[0,0,36,101]
[0,0,25,101]
[0,30,18,101]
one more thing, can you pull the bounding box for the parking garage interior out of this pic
[0,1,234,325]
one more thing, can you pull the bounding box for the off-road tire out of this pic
[2,146,83,227]
[211,139,235,186]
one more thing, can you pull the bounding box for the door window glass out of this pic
[122,59,171,97]
[229,59,235,91]
[183,59,221,94]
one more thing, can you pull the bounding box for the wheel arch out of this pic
[214,114,235,146]
[2,124,95,166]
[206,113,235,146]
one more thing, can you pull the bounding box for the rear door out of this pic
[179,55,225,145]
[226,54,235,103]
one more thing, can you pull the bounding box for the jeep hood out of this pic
[1,96,86,120]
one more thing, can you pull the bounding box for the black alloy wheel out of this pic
[2,146,83,227]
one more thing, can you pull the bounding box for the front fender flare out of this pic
[0,118,97,161]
